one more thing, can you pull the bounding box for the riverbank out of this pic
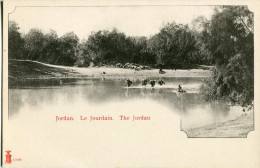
[9,59,211,80]
[184,112,254,138]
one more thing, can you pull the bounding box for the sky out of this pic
[9,6,215,40]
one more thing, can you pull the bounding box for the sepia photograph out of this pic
[8,5,254,137]
[2,1,259,167]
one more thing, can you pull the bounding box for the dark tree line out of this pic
[8,6,254,107]
[9,20,211,68]
[9,22,79,66]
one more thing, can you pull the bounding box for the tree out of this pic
[147,22,197,68]
[8,21,25,59]
[42,30,61,64]
[200,6,254,107]
[24,28,45,61]
[129,36,155,64]
[84,28,137,65]
[191,17,214,65]
[57,32,79,66]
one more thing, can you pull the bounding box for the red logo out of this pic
[5,150,12,164]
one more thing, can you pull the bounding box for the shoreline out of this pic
[9,59,211,80]
[183,112,254,138]
[9,75,210,80]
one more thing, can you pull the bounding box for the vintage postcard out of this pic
[1,0,260,167]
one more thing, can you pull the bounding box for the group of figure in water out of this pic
[126,79,165,88]
[126,79,185,92]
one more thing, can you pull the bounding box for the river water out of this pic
[9,77,245,130]
[6,77,251,167]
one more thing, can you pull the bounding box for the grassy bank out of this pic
[184,112,254,138]
[9,60,211,80]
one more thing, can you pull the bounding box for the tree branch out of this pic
[239,16,253,35]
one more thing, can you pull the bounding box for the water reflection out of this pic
[9,77,243,129]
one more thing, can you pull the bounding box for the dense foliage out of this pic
[199,6,254,107]
[9,22,210,68]
[147,23,197,68]
[9,21,24,59]
[8,6,254,107]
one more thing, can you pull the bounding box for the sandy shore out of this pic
[67,67,211,78]
[9,59,211,79]
[183,112,254,138]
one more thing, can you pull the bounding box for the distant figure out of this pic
[150,80,156,87]
[178,85,186,92]
[126,79,133,87]
[142,79,148,86]
[158,80,165,86]
[178,85,182,92]
[159,68,166,74]
[101,71,106,74]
